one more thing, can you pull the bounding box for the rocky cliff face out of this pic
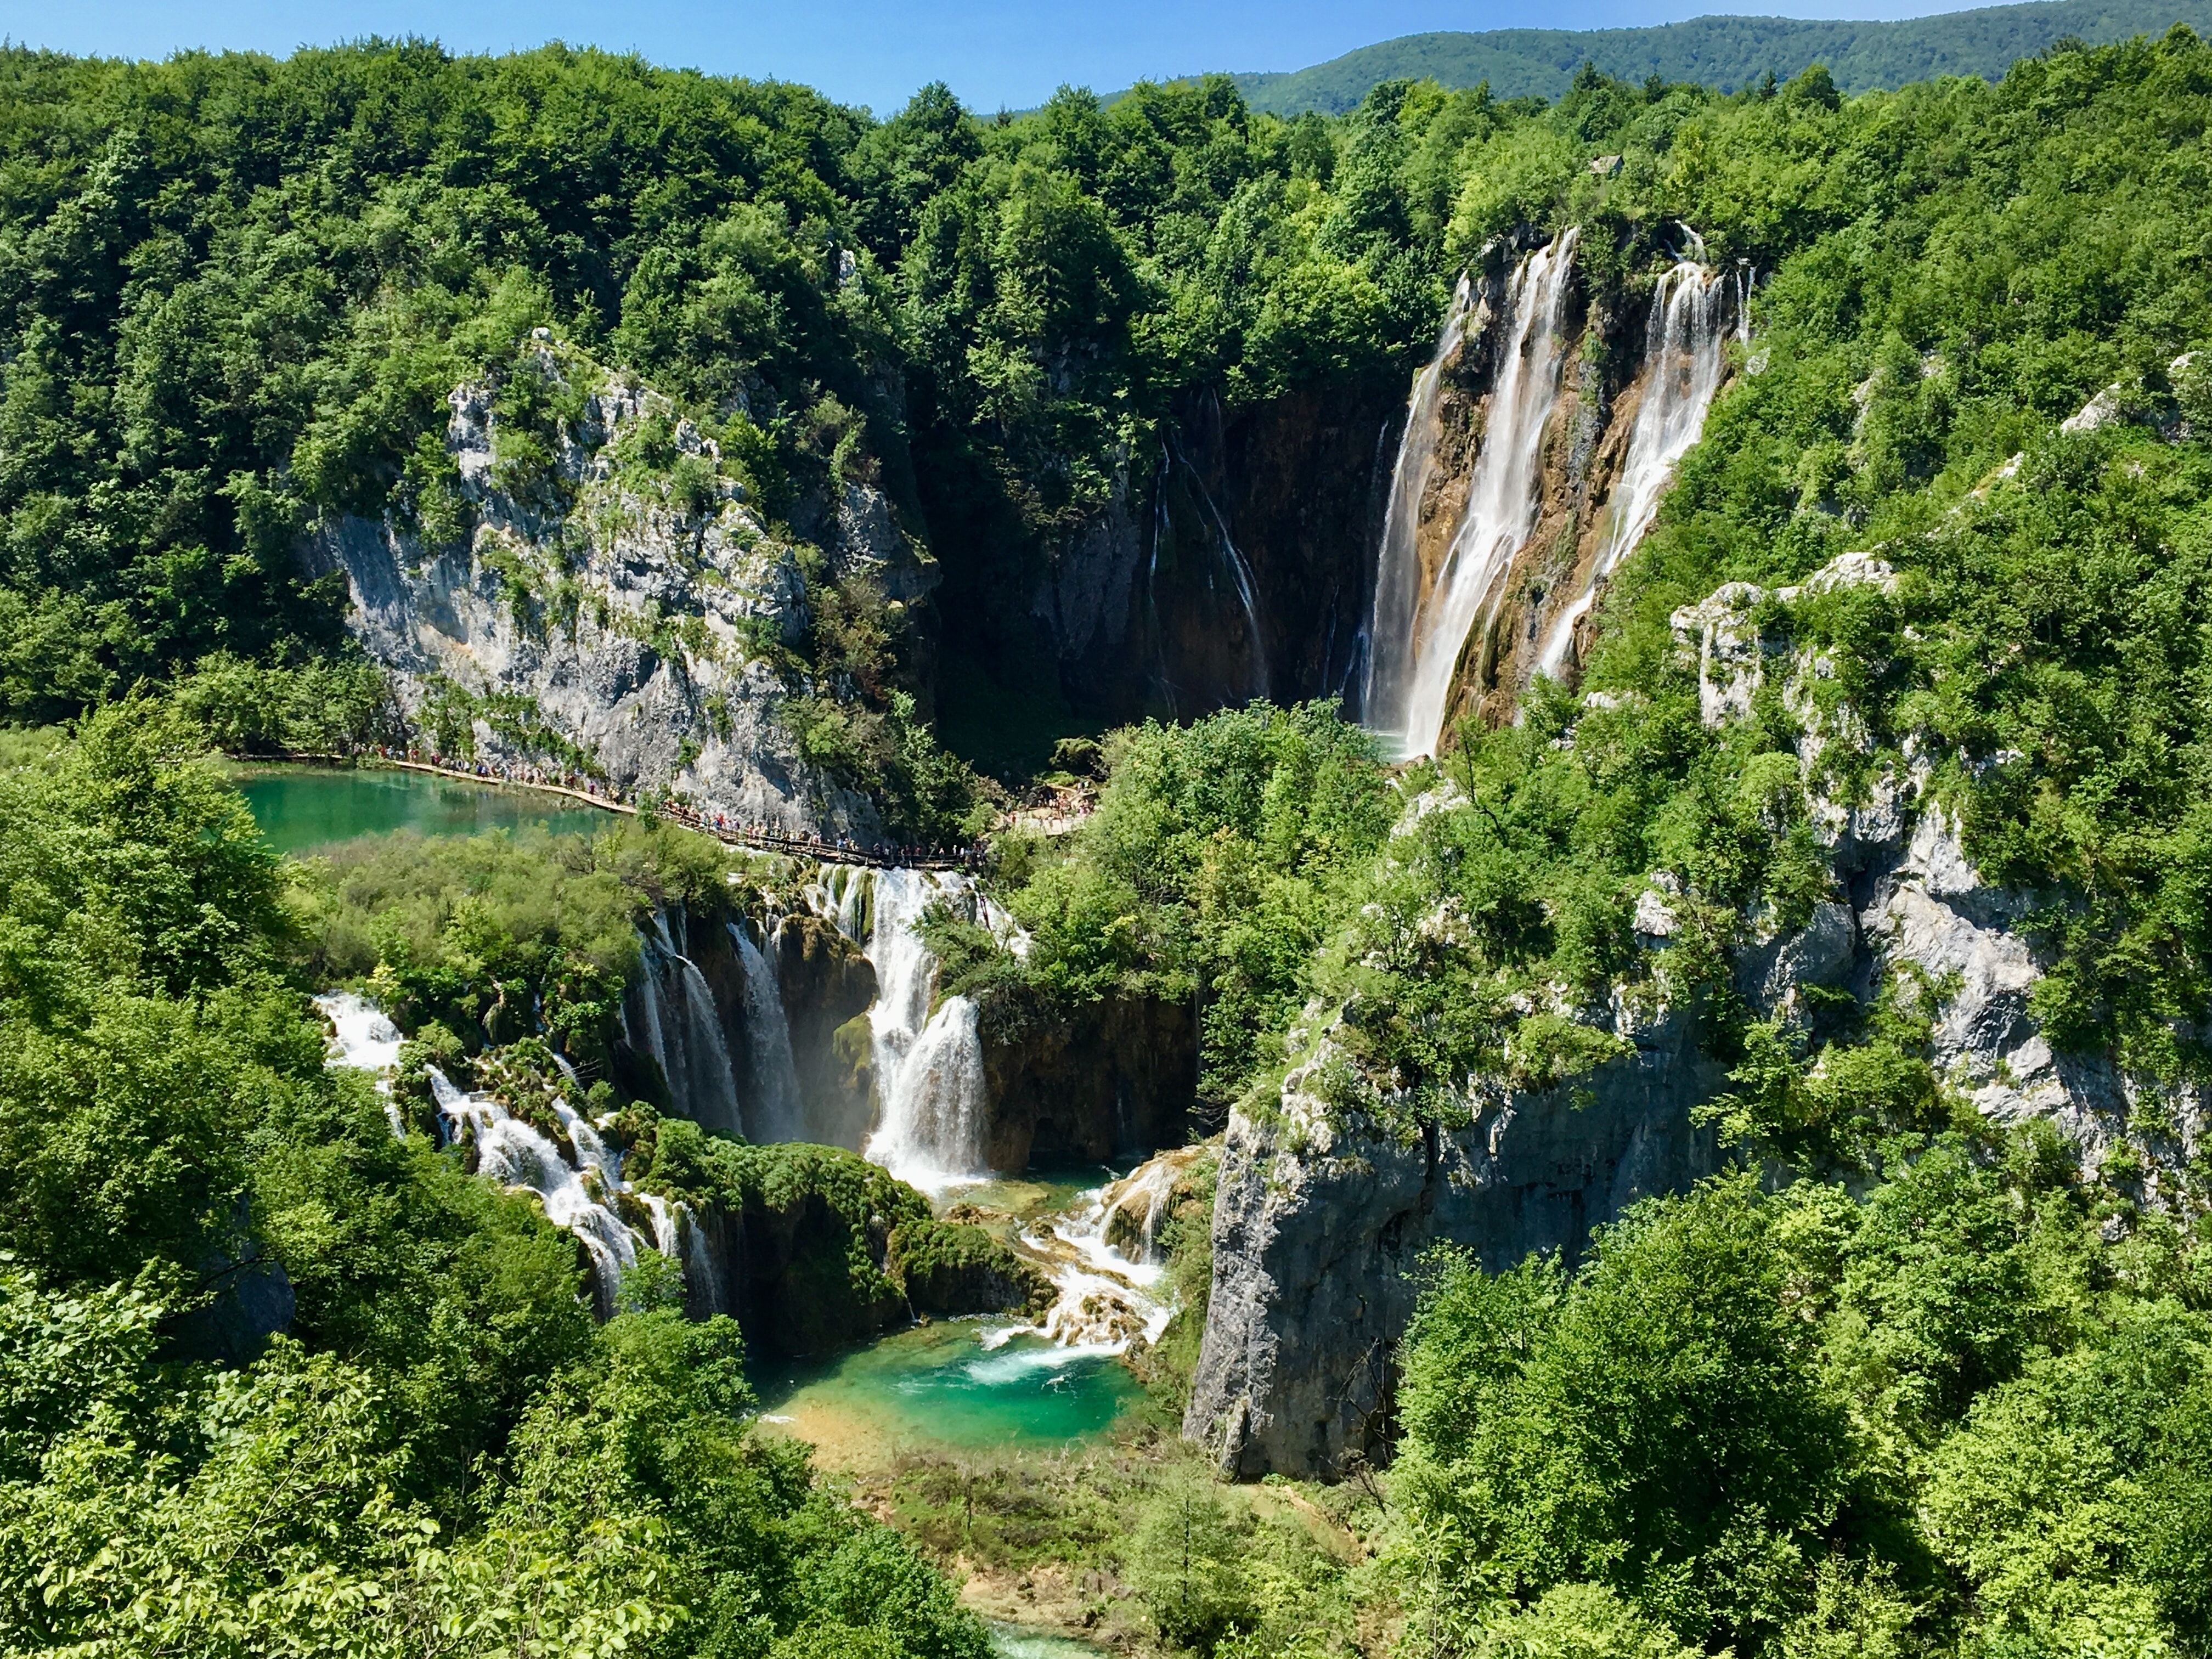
[1184,548,2210,1479]
[1185,998,1724,1480]
[300,337,933,839]
[1022,380,1408,724]
[978,995,1197,1170]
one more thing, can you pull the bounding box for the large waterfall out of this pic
[1533,254,1737,681]
[1361,274,1476,728]
[1367,229,1582,760]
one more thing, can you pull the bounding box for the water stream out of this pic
[730,918,805,1142]
[624,918,746,1138]
[1533,252,1736,681]
[1369,229,1582,759]
[1361,274,1476,728]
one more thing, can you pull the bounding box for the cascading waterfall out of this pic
[994,1152,1189,1355]
[870,993,989,1193]
[316,991,408,1137]
[1371,230,1582,759]
[1533,250,1736,681]
[859,868,992,1192]
[729,919,805,1142]
[1361,274,1477,725]
[429,1066,644,1310]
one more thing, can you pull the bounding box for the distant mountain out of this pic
[1225,0,2212,112]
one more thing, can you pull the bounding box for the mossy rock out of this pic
[888,1219,1052,1318]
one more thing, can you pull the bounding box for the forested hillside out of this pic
[1227,0,2212,112]
[4,20,2212,1659]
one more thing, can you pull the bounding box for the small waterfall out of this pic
[624,928,743,1137]
[998,1152,1190,1352]
[430,1066,654,1312]
[1362,274,1477,726]
[1534,251,1734,681]
[868,993,989,1193]
[315,991,408,1137]
[730,919,804,1142]
[1180,446,1270,703]
[1373,229,1582,760]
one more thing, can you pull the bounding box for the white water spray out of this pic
[1534,252,1734,681]
[1374,230,1582,759]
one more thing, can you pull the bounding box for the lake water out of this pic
[234,765,609,855]
[755,1319,1146,1467]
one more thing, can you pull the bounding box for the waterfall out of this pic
[1370,229,1582,760]
[429,1065,652,1311]
[868,993,989,1193]
[1362,274,1477,726]
[730,919,804,1142]
[315,991,408,1138]
[1533,253,1734,682]
[853,868,995,1192]
[993,1152,1190,1353]
[624,928,743,1137]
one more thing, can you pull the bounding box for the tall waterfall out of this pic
[858,867,992,1192]
[1369,229,1582,760]
[1533,255,1736,681]
[730,919,805,1142]
[1361,274,1476,726]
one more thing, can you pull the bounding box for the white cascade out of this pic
[315,991,408,1138]
[729,919,805,1142]
[868,992,989,1194]
[997,1152,1192,1355]
[1362,274,1477,727]
[429,1066,648,1310]
[1533,252,1734,681]
[1375,229,1582,760]
[856,868,996,1192]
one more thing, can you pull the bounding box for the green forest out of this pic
[1226,0,2212,113]
[3,18,2212,1659]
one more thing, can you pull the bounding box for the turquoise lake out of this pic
[234,764,609,855]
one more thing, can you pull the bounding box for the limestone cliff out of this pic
[1184,549,2210,1479]
[300,336,934,840]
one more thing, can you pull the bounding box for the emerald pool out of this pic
[755,1319,1146,1466]
[234,765,608,855]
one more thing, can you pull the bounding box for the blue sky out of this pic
[3,0,1983,114]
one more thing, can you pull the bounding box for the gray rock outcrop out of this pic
[1184,549,2208,1479]
[300,341,933,839]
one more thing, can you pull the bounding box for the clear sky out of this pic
[2,0,1994,115]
